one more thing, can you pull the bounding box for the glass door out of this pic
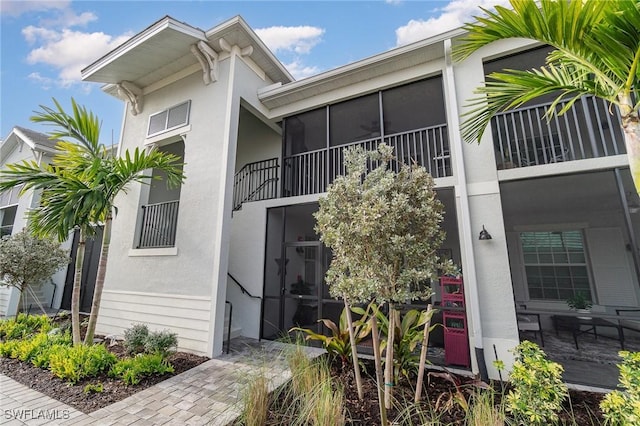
[283,242,322,333]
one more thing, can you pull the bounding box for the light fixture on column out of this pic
[479,225,492,240]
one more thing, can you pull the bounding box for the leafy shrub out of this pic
[31,332,73,368]
[83,383,104,394]
[109,353,174,385]
[123,323,149,355]
[506,341,567,425]
[601,351,640,425]
[144,330,178,356]
[290,305,371,367]
[48,344,116,383]
[376,305,437,383]
[0,339,20,357]
[0,314,51,340]
[0,330,71,365]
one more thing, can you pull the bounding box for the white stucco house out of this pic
[0,127,101,318]
[78,14,640,381]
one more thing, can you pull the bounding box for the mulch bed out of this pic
[0,336,209,414]
[265,356,607,425]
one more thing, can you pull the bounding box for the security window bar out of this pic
[521,230,591,301]
[147,100,191,137]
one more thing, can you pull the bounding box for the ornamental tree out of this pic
[314,143,455,413]
[0,229,69,313]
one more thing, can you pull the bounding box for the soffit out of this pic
[82,16,292,91]
[258,28,464,111]
[82,16,206,86]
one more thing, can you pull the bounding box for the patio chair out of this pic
[517,304,544,346]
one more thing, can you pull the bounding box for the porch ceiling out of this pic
[500,170,633,218]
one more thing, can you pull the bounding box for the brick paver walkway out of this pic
[0,338,322,425]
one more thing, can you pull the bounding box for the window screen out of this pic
[521,230,592,301]
[147,101,191,137]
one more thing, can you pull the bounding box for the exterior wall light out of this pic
[479,225,492,240]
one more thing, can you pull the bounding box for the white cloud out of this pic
[0,1,69,17]
[24,27,132,87]
[385,0,403,5]
[284,60,321,80]
[255,25,325,54]
[40,9,97,28]
[27,72,54,90]
[395,0,510,46]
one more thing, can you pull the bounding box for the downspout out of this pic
[442,38,488,381]
[614,168,640,284]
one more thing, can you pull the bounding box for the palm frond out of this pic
[460,65,596,143]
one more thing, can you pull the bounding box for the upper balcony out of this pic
[485,45,626,173]
[491,95,626,171]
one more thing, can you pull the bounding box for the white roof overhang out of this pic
[82,15,292,94]
[82,16,207,87]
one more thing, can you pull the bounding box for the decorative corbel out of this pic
[197,41,219,83]
[117,81,144,115]
[190,44,211,85]
[240,46,253,57]
[191,41,219,85]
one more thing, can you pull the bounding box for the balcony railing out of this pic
[233,158,279,210]
[283,124,450,197]
[492,95,626,169]
[138,200,179,248]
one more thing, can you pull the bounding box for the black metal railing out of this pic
[228,273,262,300]
[283,124,450,197]
[138,200,179,248]
[233,158,279,210]
[492,95,626,170]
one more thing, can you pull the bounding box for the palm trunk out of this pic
[72,229,86,345]
[370,314,388,426]
[384,303,396,410]
[622,114,640,195]
[84,216,112,345]
[343,297,364,400]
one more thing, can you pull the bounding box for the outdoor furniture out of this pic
[616,308,640,348]
[551,314,623,350]
[517,311,544,346]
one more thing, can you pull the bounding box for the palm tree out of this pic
[453,0,640,190]
[0,98,185,344]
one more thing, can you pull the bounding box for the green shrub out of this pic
[290,305,371,367]
[0,339,20,357]
[601,351,640,425]
[48,344,117,383]
[83,383,104,394]
[506,341,568,425]
[0,330,71,365]
[144,330,178,356]
[31,332,73,368]
[123,323,149,355]
[0,314,51,340]
[109,353,174,385]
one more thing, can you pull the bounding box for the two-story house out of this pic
[80,15,640,381]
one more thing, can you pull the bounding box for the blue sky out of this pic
[0,0,506,145]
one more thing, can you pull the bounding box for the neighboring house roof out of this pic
[1,126,57,164]
[81,15,293,92]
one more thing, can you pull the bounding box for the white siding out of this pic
[96,290,211,354]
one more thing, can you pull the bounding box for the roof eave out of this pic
[81,16,207,81]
